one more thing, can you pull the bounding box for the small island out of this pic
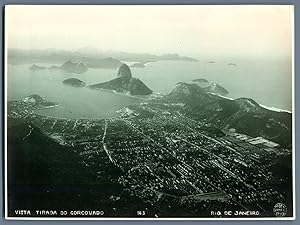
[63,78,86,87]
[228,63,237,66]
[47,60,88,74]
[60,60,88,74]
[29,64,47,71]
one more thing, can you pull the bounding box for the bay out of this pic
[7,57,292,119]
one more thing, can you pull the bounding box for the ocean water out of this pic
[130,57,292,111]
[7,64,143,119]
[7,57,292,119]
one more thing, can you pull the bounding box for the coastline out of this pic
[210,93,292,114]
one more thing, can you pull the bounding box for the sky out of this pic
[5,5,294,57]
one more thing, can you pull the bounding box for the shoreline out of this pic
[210,93,291,114]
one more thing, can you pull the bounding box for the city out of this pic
[7,94,292,217]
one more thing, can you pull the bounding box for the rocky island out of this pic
[59,60,88,74]
[89,64,152,95]
[29,64,47,71]
[48,60,88,74]
[228,63,237,66]
[63,78,86,87]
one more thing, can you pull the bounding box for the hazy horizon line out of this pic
[7,47,293,60]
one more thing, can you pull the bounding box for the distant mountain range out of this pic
[77,47,199,63]
[8,48,198,67]
[30,60,88,74]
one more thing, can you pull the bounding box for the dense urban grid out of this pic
[7,94,292,217]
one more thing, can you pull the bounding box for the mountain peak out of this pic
[117,64,132,79]
[164,82,208,103]
[88,64,152,95]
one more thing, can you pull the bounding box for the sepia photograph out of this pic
[4,5,295,220]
